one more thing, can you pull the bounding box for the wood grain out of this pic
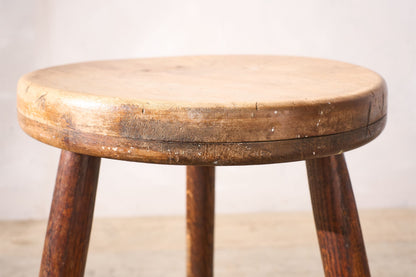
[186,166,215,277]
[18,113,385,165]
[40,150,101,277]
[16,56,387,276]
[17,56,387,164]
[306,154,370,277]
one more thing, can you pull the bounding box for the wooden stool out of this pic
[17,56,387,277]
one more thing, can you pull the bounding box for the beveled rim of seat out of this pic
[17,55,387,165]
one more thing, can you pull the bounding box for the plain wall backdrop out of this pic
[1,0,415,219]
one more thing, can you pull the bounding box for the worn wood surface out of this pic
[17,56,387,165]
[306,154,370,277]
[39,150,101,277]
[18,113,385,165]
[186,166,215,277]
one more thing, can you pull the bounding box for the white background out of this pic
[1,0,415,219]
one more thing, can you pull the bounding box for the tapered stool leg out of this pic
[186,166,215,277]
[306,154,370,277]
[39,150,101,277]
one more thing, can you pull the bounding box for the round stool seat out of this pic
[17,55,387,165]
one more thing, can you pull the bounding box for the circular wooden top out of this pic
[17,56,387,165]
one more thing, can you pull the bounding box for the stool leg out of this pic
[186,166,215,277]
[306,154,370,277]
[39,150,101,277]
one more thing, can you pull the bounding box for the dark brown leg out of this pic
[186,166,215,277]
[39,150,101,277]
[306,154,370,277]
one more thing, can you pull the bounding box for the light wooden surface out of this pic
[1,210,414,277]
[17,56,387,165]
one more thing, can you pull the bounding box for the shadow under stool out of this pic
[17,56,387,277]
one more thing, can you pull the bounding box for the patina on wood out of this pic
[40,150,100,277]
[16,56,387,276]
[17,56,387,165]
[306,154,370,277]
[18,114,385,165]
